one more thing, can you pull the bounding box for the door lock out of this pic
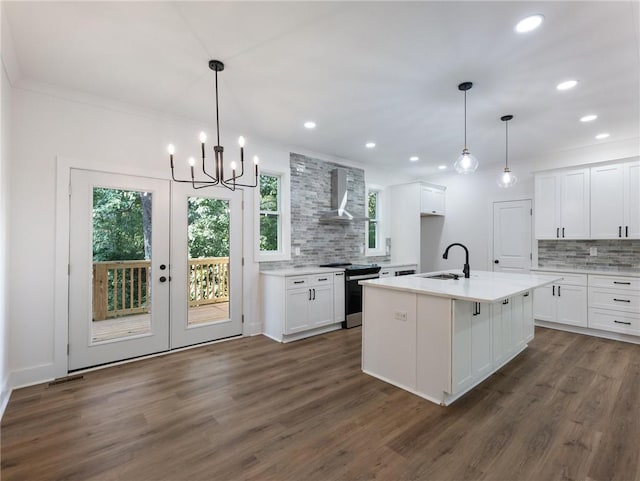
[159,276,167,283]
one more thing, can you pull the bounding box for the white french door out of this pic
[170,182,243,349]
[492,199,532,273]
[68,169,243,371]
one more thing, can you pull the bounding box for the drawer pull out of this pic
[318,278,328,281]
[613,298,631,303]
[613,281,631,285]
[614,320,632,325]
[618,226,622,238]
[294,280,305,284]
[335,273,344,276]
[523,292,530,297]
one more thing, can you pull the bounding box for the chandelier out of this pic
[167,60,259,191]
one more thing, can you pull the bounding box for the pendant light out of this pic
[167,60,259,191]
[454,82,478,174]
[497,115,517,188]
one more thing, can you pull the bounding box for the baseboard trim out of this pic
[535,321,640,345]
[0,376,11,420]
[9,363,56,392]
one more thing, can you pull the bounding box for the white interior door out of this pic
[170,183,243,349]
[493,200,532,273]
[69,169,171,370]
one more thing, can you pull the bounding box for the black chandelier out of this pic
[167,60,259,191]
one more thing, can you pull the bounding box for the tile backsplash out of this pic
[260,152,390,270]
[538,239,640,272]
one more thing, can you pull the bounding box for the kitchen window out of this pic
[256,170,291,261]
[366,187,384,256]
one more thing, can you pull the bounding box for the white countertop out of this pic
[360,270,562,303]
[260,267,345,277]
[531,267,640,278]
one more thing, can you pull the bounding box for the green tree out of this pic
[188,197,230,258]
[259,175,279,251]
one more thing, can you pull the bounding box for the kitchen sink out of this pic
[424,273,460,280]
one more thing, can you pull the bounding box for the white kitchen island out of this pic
[360,270,561,406]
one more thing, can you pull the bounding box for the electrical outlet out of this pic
[590,247,597,256]
[394,310,407,321]
[294,247,301,256]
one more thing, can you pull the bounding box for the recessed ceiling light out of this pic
[557,80,578,91]
[304,121,316,129]
[515,14,544,33]
[595,133,610,140]
[409,156,419,162]
[365,142,376,149]
[438,165,447,170]
[580,114,598,122]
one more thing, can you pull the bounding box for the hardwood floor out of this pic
[2,327,639,481]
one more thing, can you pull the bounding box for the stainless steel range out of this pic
[319,263,381,328]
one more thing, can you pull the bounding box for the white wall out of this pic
[7,84,405,387]
[0,44,12,415]
[421,138,640,273]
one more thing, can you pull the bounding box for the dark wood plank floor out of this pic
[2,327,639,481]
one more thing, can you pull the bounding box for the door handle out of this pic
[614,320,632,325]
[159,276,167,283]
[613,298,631,303]
[160,264,167,270]
[494,260,499,264]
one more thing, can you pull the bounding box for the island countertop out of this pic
[360,270,561,303]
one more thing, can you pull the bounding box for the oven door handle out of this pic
[347,274,380,281]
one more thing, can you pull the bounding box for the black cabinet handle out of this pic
[613,298,631,303]
[614,281,631,285]
[614,320,632,325]
[558,285,561,296]
[553,285,555,296]
[562,227,565,238]
[308,289,312,300]
[619,226,622,237]
[335,273,344,276]
[626,226,629,237]
[318,278,328,281]
[556,227,560,238]
[294,280,305,284]
[312,288,316,300]
[524,292,530,297]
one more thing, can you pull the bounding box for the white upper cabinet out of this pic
[534,168,590,239]
[591,160,640,239]
[421,185,445,216]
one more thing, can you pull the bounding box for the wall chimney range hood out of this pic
[320,168,368,223]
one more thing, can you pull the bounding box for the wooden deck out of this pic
[91,302,230,342]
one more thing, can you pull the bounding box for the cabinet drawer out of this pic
[286,276,309,289]
[557,273,587,286]
[588,308,640,336]
[589,275,640,291]
[311,274,333,286]
[588,287,640,313]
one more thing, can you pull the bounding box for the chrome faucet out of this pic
[443,243,470,278]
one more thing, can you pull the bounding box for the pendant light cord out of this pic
[215,69,221,146]
[505,120,509,169]
[464,90,467,149]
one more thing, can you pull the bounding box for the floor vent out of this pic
[48,375,84,386]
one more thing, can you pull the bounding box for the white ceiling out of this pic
[3,1,640,176]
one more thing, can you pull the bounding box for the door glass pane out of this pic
[187,197,230,325]
[92,188,152,342]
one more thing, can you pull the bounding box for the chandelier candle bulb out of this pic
[168,144,175,168]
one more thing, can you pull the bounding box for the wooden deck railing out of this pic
[92,257,229,321]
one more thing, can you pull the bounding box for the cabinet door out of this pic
[421,187,445,215]
[492,300,512,367]
[510,295,526,352]
[533,285,555,322]
[452,301,474,393]
[472,302,492,378]
[523,292,534,341]
[555,285,588,327]
[285,288,311,334]
[560,169,590,239]
[624,161,640,238]
[333,272,345,322]
[591,164,624,239]
[534,174,560,239]
[309,284,334,327]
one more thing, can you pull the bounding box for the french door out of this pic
[68,169,242,371]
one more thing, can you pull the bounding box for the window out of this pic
[259,174,280,252]
[366,187,383,255]
[256,170,290,261]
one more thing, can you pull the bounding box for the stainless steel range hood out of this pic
[320,168,368,223]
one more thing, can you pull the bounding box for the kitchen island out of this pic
[360,270,561,406]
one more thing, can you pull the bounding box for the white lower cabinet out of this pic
[533,273,587,327]
[587,274,640,336]
[262,270,343,342]
[452,301,491,394]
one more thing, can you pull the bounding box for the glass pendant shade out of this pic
[497,168,518,188]
[454,148,478,174]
